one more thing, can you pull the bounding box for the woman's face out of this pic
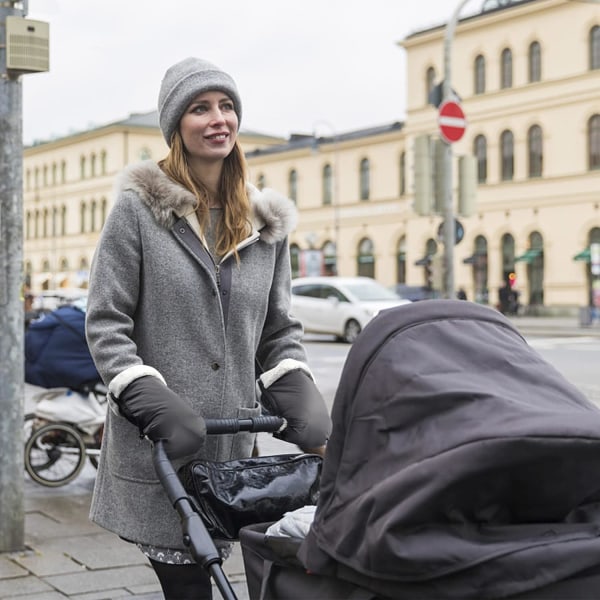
[179,90,238,168]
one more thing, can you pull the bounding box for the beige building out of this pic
[23,0,600,314]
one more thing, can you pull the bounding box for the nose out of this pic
[208,107,226,125]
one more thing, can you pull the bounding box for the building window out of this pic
[52,207,58,237]
[500,48,513,89]
[426,66,436,104]
[61,205,67,235]
[34,210,40,239]
[591,25,600,70]
[52,162,57,185]
[474,54,485,94]
[500,130,514,181]
[290,243,301,279]
[473,134,487,183]
[61,160,66,183]
[91,199,97,232]
[359,158,370,201]
[396,236,406,283]
[101,198,108,227]
[322,164,333,206]
[25,211,31,240]
[322,240,337,276]
[42,208,49,238]
[589,114,600,170]
[80,202,86,233]
[527,125,543,178]
[399,152,406,196]
[528,41,541,83]
[90,153,97,177]
[288,169,298,204]
[100,151,107,174]
[357,237,375,278]
[80,156,86,179]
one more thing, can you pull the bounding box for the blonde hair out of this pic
[158,132,252,258]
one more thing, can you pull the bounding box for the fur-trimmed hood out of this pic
[114,160,297,244]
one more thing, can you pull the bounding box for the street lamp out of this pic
[312,120,340,275]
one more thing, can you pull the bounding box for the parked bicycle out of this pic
[24,382,107,487]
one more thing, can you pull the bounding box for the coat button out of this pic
[179,227,185,233]
[211,362,220,371]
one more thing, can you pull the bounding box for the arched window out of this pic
[61,205,67,235]
[527,125,543,178]
[474,54,486,94]
[500,48,513,89]
[100,151,107,175]
[289,243,301,279]
[359,158,370,201]
[473,135,487,183]
[357,237,375,278]
[471,235,489,304]
[90,153,97,177]
[396,236,407,283]
[257,173,266,190]
[42,208,49,238]
[500,130,514,181]
[43,165,48,187]
[590,25,600,70]
[322,240,337,276]
[61,160,66,183]
[25,169,31,191]
[589,114,600,170]
[80,156,86,179]
[528,41,541,83]
[25,211,31,240]
[51,162,57,185]
[101,198,108,227]
[80,202,86,233]
[399,152,406,196]
[527,231,544,306]
[288,169,298,204]
[34,209,40,239]
[322,164,333,206]
[425,66,436,104]
[91,199,97,232]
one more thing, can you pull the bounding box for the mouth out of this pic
[206,132,229,141]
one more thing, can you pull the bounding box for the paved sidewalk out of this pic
[2,314,599,599]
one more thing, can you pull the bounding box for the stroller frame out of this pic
[152,415,287,600]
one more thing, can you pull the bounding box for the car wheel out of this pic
[343,319,361,343]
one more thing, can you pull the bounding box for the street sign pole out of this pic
[442,0,471,299]
[0,0,26,552]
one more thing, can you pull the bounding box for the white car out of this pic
[290,276,411,343]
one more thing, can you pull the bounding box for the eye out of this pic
[221,101,235,112]
[190,103,208,114]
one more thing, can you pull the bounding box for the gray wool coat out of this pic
[86,160,308,548]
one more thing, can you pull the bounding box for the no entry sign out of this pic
[438,100,466,143]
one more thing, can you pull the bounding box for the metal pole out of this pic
[0,0,26,552]
[442,0,470,299]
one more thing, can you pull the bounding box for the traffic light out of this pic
[508,272,517,288]
[413,135,433,216]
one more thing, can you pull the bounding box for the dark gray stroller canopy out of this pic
[293,300,600,599]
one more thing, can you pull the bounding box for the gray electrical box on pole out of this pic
[0,2,49,553]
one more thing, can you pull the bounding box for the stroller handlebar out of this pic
[204,415,286,435]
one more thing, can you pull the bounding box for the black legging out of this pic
[149,558,213,600]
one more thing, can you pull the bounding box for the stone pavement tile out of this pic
[24,511,96,547]
[3,593,66,600]
[223,543,246,578]
[12,546,84,577]
[71,589,161,600]
[44,532,148,570]
[44,565,157,596]
[0,574,56,599]
[0,554,28,578]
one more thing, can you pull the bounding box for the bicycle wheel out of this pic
[25,422,86,487]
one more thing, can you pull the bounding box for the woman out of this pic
[85,57,330,599]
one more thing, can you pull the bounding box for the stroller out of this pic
[161,300,600,599]
[24,302,107,487]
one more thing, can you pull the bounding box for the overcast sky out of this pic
[21,0,482,145]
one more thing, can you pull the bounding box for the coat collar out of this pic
[115,160,297,244]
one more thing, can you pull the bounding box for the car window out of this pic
[319,286,348,302]
[292,284,322,298]
[344,282,399,301]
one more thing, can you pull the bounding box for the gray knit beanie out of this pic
[158,57,242,146]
